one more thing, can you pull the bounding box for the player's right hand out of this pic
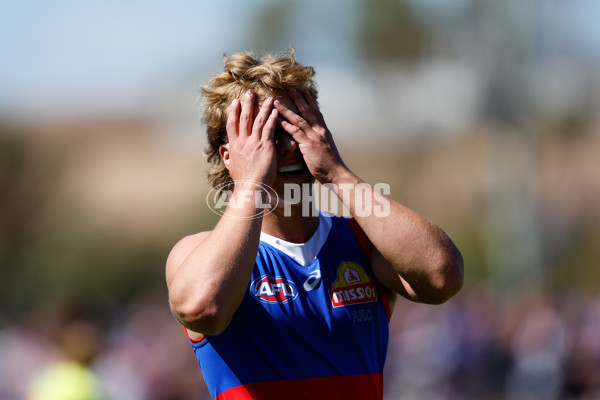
[225,89,279,187]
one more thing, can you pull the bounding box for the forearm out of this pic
[331,168,464,303]
[273,88,462,302]
[167,186,264,334]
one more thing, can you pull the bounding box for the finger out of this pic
[252,96,274,137]
[302,91,326,126]
[274,99,312,133]
[239,89,255,136]
[226,98,240,143]
[262,108,278,142]
[289,88,319,127]
[279,118,308,143]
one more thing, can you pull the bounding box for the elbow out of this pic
[169,293,231,335]
[423,248,465,305]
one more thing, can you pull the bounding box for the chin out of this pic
[271,172,315,200]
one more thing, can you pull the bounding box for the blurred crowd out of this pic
[1,281,600,400]
[384,282,600,400]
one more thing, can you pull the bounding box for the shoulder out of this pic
[165,231,211,285]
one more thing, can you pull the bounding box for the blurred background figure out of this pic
[1,0,600,399]
[26,299,107,400]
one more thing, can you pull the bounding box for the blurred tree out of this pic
[20,222,169,314]
[0,126,62,316]
[357,0,430,62]
[0,125,172,318]
[353,0,434,141]
[250,0,296,54]
[0,130,29,261]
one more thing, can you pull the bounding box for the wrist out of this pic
[217,181,271,219]
[233,180,267,192]
[329,165,361,187]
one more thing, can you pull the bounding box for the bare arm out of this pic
[331,170,464,305]
[275,89,464,306]
[166,193,263,336]
[166,91,279,335]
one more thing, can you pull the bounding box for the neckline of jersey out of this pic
[259,211,334,266]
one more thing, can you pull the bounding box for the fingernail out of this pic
[231,98,239,105]
[246,89,253,98]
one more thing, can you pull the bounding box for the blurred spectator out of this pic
[562,296,600,399]
[93,290,210,400]
[0,314,55,400]
[25,298,108,400]
[504,294,568,400]
[2,282,600,399]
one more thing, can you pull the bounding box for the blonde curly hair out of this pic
[201,48,318,189]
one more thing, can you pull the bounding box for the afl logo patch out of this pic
[250,276,298,304]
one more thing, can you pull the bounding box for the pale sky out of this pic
[0,0,259,119]
[1,0,599,123]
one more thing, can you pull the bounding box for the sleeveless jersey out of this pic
[186,213,391,399]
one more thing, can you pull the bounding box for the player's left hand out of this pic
[274,89,346,185]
